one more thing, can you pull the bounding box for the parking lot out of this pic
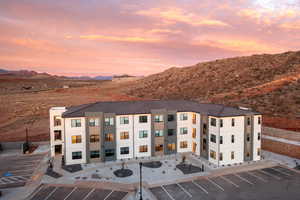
[150,166,300,200]
[0,153,45,188]
[28,185,128,200]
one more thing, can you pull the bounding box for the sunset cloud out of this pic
[78,34,161,43]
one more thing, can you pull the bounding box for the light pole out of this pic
[139,162,143,200]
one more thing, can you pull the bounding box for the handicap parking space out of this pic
[28,185,128,200]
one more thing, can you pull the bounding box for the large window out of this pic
[247,134,250,142]
[104,117,114,126]
[231,135,235,143]
[210,150,216,159]
[192,128,196,138]
[105,133,114,142]
[120,116,129,124]
[220,119,223,127]
[180,141,188,148]
[139,145,148,153]
[139,116,148,123]
[258,132,261,140]
[257,148,261,156]
[120,131,129,140]
[210,134,216,143]
[210,118,216,126]
[167,143,176,151]
[168,114,174,122]
[231,151,235,160]
[89,118,99,127]
[220,136,223,144]
[72,151,82,160]
[71,135,82,144]
[154,115,163,122]
[219,153,223,161]
[54,130,62,140]
[180,127,188,135]
[155,130,164,137]
[71,119,81,127]
[90,135,99,143]
[155,144,163,152]
[168,129,175,136]
[120,147,129,155]
[192,113,196,124]
[247,117,251,126]
[90,150,100,158]
[105,149,115,157]
[139,130,148,138]
[258,117,261,125]
[231,118,235,127]
[54,116,61,126]
[180,113,188,121]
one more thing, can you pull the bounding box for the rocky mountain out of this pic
[126,51,300,131]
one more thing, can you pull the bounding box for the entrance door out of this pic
[55,145,62,155]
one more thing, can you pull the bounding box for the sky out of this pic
[0,0,300,76]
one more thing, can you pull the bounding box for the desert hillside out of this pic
[127,51,300,131]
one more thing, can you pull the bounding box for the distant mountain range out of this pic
[0,68,135,80]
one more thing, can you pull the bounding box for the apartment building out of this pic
[49,100,262,166]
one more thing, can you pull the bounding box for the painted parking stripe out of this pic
[64,187,77,200]
[177,183,192,198]
[161,185,175,200]
[271,168,292,176]
[104,190,114,200]
[234,174,254,185]
[259,169,281,180]
[246,172,267,182]
[207,178,225,191]
[220,176,239,188]
[192,180,208,194]
[44,186,58,200]
[82,188,95,200]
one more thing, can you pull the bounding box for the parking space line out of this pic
[45,186,58,200]
[82,188,95,200]
[247,172,267,182]
[161,185,175,200]
[64,187,77,200]
[220,176,239,188]
[271,168,291,176]
[207,178,225,191]
[259,170,281,180]
[104,190,114,200]
[234,174,254,185]
[177,183,192,198]
[192,180,208,194]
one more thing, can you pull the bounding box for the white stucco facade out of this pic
[116,115,134,159]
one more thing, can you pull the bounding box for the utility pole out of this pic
[139,162,143,200]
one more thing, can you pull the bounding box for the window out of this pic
[120,147,129,155]
[219,153,223,161]
[220,119,223,127]
[210,150,216,159]
[120,116,129,124]
[90,135,99,143]
[120,131,129,140]
[203,139,207,151]
[231,151,235,160]
[90,150,100,158]
[105,149,115,157]
[220,136,223,144]
[105,133,114,142]
[168,129,175,136]
[211,118,216,126]
[231,135,235,143]
[89,118,99,127]
[54,116,61,126]
[139,145,148,153]
[139,130,148,138]
[258,117,261,125]
[155,130,164,137]
[258,132,261,140]
[180,127,188,135]
[247,117,251,126]
[155,144,163,152]
[71,119,81,127]
[180,141,188,148]
[180,113,188,121]
[246,152,250,157]
[247,134,250,142]
[54,130,62,140]
[104,117,114,126]
[192,113,196,124]
[139,116,148,123]
[203,124,207,134]
[210,134,216,143]
[72,151,82,159]
[257,148,261,156]
[231,118,235,127]
[71,135,82,144]
[154,115,163,122]
[167,143,176,151]
[168,114,174,121]
[192,128,196,138]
